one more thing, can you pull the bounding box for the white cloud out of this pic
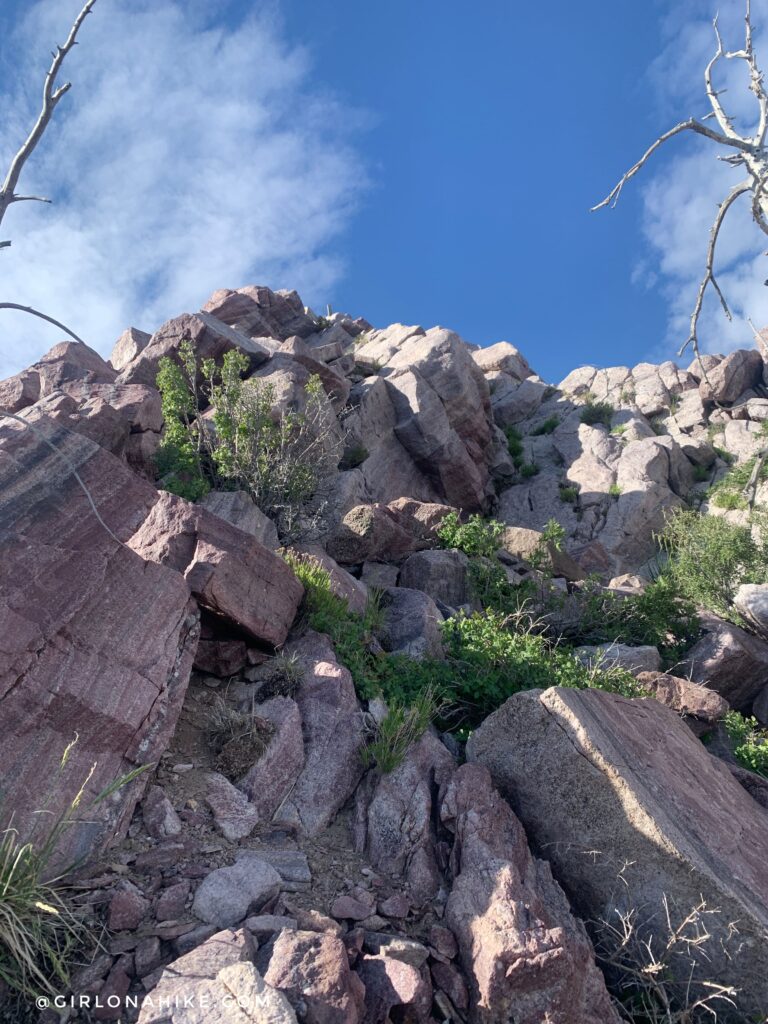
[638,0,768,362]
[0,0,366,379]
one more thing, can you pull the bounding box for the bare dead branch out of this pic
[0,303,86,345]
[677,180,751,360]
[0,0,99,238]
[591,119,753,213]
[8,195,52,205]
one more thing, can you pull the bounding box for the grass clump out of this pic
[610,424,627,437]
[580,400,614,428]
[608,483,622,499]
[723,711,768,777]
[364,687,445,773]
[530,416,559,436]
[519,462,539,479]
[692,464,711,483]
[436,511,505,559]
[505,425,525,467]
[559,484,579,504]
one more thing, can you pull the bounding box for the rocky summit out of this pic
[2,282,768,1023]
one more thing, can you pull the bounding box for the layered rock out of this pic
[468,687,768,1017]
[0,417,198,860]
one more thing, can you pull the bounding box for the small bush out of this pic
[519,461,539,478]
[659,508,768,618]
[559,484,579,504]
[608,483,622,499]
[505,425,524,467]
[692,464,711,483]
[723,711,768,777]
[580,400,614,427]
[531,416,559,436]
[436,512,505,559]
[338,444,369,470]
[610,424,627,437]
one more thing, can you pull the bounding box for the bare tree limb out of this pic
[591,118,753,212]
[8,195,52,205]
[0,303,86,345]
[0,0,99,239]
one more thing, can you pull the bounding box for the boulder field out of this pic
[1,283,768,1022]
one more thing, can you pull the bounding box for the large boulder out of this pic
[326,503,421,565]
[263,929,366,1024]
[273,632,365,836]
[127,492,302,647]
[398,548,473,608]
[698,348,764,404]
[680,612,768,709]
[199,489,279,549]
[110,327,151,371]
[468,687,768,1018]
[203,284,318,341]
[0,416,199,861]
[441,764,618,1024]
[377,587,445,660]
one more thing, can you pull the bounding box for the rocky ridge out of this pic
[2,283,768,1022]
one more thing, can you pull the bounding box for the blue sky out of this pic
[1,0,768,381]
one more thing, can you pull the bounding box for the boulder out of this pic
[441,764,618,1024]
[139,928,297,1023]
[200,489,279,549]
[733,583,768,639]
[273,633,365,836]
[501,525,586,581]
[574,642,662,675]
[355,954,431,1022]
[680,612,768,709]
[326,503,420,565]
[237,697,305,822]
[203,284,317,340]
[263,929,366,1024]
[117,311,273,387]
[127,492,302,647]
[141,786,183,840]
[377,587,445,660]
[471,341,533,380]
[699,348,763,404]
[754,683,768,727]
[398,548,473,608]
[468,687,768,1019]
[0,416,198,861]
[202,771,260,841]
[110,327,151,371]
[192,853,282,928]
[358,730,455,905]
[636,671,729,734]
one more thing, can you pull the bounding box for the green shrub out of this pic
[708,454,767,511]
[608,483,622,499]
[610,424,627,437]
[723,711,768,777]
[338,444,369,470]
[692,464,711,483]
[519,462,539,478]
[531,416,559,436]
[559,484,579,504]
[157,343,341,539]
[505,425,524,467]
[436,512,505,559]
[580,400,614,427]
[659,508,768,618]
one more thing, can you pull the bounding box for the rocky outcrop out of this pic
[680,612,768,709]
[0,417,199,861]
[468,687,768,1018]
[441,764,618,1024]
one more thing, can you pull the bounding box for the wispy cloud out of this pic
[0,0,366,379]
[636,0,768,362]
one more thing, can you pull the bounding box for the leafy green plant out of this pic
[157,344,342,539]
[559,484,579,504]
[608,483,622,499]
[531,416,559,436]
[519,462,539,478]
[436,512,505,559]
[580,400,614,428]
[723,711,768,777]
[611,424,627,437]
[659,508,768,619]
[338,444,369,470]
